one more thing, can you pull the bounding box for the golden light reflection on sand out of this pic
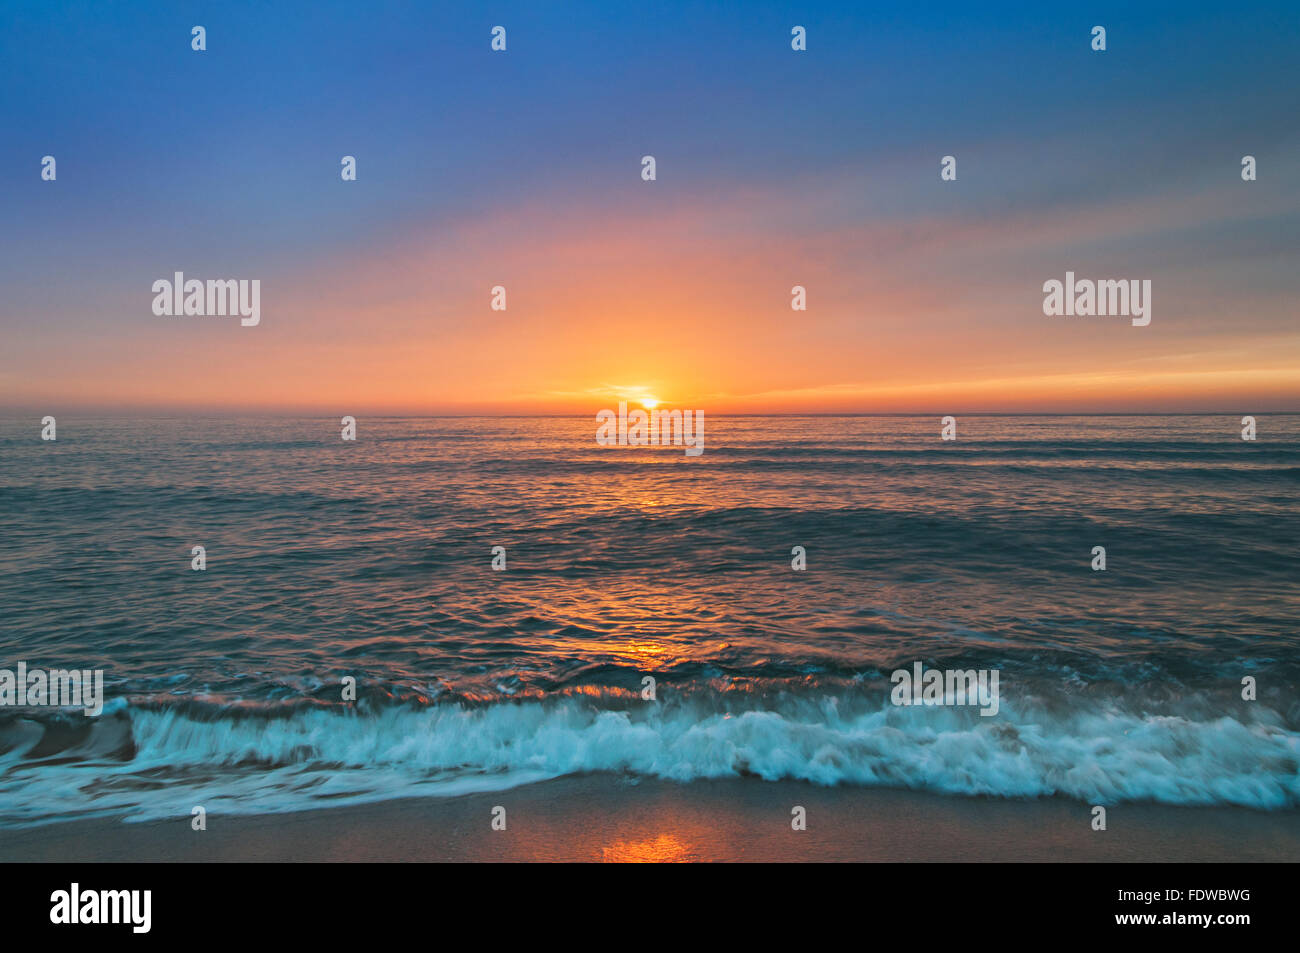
[600,833,695,863]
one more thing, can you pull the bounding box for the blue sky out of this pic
[2,0,1298,411]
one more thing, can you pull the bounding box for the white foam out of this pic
[0,693,1295,825]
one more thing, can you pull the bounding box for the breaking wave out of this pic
[1,683,1296,826]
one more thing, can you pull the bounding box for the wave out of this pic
[1,685,1296,826]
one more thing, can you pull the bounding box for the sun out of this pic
[640,396,660,410]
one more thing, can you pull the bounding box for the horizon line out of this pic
[4,410,1297,419]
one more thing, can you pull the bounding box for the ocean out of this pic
[1,414,1297,828]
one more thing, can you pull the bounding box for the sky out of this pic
[2,0,1298,414]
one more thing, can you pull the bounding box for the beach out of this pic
[4,775,1298,863]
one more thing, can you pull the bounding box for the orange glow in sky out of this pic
[7,180,1298,414]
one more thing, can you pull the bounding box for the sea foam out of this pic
[0,690,1295,826]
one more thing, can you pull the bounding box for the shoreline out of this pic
[2,775,1297,862]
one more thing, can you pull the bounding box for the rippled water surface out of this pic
[1,415,1297,824]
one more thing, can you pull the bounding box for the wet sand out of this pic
[2,775,1298,862]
